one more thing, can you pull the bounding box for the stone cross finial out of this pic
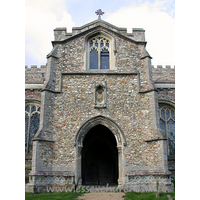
[95,9,104,19]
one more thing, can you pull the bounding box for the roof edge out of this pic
[52,24,147,46]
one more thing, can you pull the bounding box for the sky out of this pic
[25,0,175,67]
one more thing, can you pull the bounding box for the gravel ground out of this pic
[77,192,125,200]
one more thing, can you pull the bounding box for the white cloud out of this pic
[105,1,175,67]
[25,0,75,66]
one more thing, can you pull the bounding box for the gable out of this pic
[52,19,147,46]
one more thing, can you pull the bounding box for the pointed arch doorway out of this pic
[75,115,126,186]
[82,124,118,185]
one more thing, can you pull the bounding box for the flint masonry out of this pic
[25,10,175,193]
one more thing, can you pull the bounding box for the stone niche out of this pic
[94,82,107,108]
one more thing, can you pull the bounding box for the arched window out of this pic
[159,103,175,155]
[25,103,40,153]
[85,31,117,71]
[89,36,110,69]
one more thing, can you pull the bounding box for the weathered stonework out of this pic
[25,19,175,192]
[25,90,41,101]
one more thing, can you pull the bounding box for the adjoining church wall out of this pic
[151,65,175,178]
[25,65,47,84]
[151,65,175,83]
[25,65,47,103]
[25,90,42,101]
[151,65,175,103]
[157,89,175,104]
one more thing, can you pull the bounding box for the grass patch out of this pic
[26,191,175,200]
[25,192,83,200]
[123,192,175,200]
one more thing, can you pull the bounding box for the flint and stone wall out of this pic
[25,20,174,193]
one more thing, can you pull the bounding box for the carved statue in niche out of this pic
[95,83,107,108]
[96,85,104,104]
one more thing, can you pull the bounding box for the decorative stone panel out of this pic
[127,175,174,193]
[32,175,74,185]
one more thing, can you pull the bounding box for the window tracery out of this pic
[89,36,110,70]
[25,103,40,153]
[159,104,175,155]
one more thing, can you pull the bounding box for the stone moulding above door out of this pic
[74,115,127,147]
